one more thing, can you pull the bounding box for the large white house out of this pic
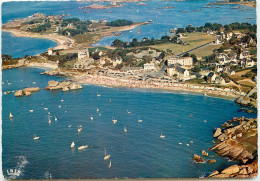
[167,56,193,66]
[144,63,156,71]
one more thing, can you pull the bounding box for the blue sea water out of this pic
[1,31,57,58]
[2,68,257,179]
[1,0,256,57]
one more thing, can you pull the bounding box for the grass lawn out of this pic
[149,32,217,57]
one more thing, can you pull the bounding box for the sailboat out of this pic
[97,92,101,97]
[112,116,117,124]
[97,107,99,112]
[78,145,88,150]
[54,116,57,121]
[61,99,64,102]
[9,112,13,119]
[109,98,111,104]
[108,160,112,168]
[138,116,142,122]
[33,134,39,140]
[78,126,82,133]
[104,147,111,160]
[124,125,127,133]
[90,115,94,120]
[160,132,165,139]
[48,118,51,124]
[71,141,75,148]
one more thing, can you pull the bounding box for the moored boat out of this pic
[78,145,88,150]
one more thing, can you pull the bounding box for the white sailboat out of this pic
[112,116,117,124]
[104,147,111,160]
[29,110,34,112]
[33,134,39,140]
[78,145,88,150]
[124,125,127,133]
[160,132,165,139]
[71,141,75,148]
[48,118,51,124]
[44,108,48,110]
[90,115,94,120]
[108,160,112,168]
[61,99,64,102]
[138,116,142,122]
[97,92,101,97]
[9,112,13,119]
[54,116,58,121]
[97,107,99,112]
[78,127,82,133]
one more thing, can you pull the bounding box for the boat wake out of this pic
[6,155,29,179]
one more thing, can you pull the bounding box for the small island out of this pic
[207,0,256,8]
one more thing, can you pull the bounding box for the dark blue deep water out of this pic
[2,68,257,179]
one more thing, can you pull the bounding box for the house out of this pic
[207,72,217,83]
[215,65,223,72]
[215,35,222,45]
[167,64,175,77]
[112,58,123,67]
[167,56,193,66]
[239,50,250,59]
[215,76,225,84]
[143,63,156,71]
[167,64,190,80]
[245,59,255,68]
[234,32,243,39]
[78,49,89,60]
[48,48,53,55]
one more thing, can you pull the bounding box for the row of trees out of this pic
[106,19,133,27]
[31,22,51,32]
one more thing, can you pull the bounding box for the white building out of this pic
[78,49,89,60]
[144,63,156,71]
[48,48,53,55]
[113,58,123,67]
[167,56,193,66]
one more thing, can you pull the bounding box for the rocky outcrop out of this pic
[213,128,222,137]
[208,117,258,178]
[14,87,40,97]
[45,80,82,91]
[201,150,208,157]
[235,87,257,108]
[192,154,205,163]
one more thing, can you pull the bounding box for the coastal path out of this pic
[177,41,214,56]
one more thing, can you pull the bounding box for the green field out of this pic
[149,32,220,57]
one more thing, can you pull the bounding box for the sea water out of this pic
[2,68,257,179]
[1,0,256,57]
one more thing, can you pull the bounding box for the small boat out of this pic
[179,142,182,145]
[29,110,33,112]
[178,125,182,127]
[108,160,112,168]
[54,116,57,121]
[9,112,13,119]
[97,108,99,112]
[204,120,207,123]
[71,141,75,148]
[190,141,193,144]
[97,92,101,97]
[44,108,48,110]
[148,20,153,23]
[231,6,239,9]
[8,83,11,85]
[138,116,142,123]
[90,116,94,120]
[78,145,88,150]
[186,144,190,147]
[48,112,50,115]
[61,99,64,102]
[33,82,36,84]
[78,127,82,133]
[99,113,101,116]
[68,125,72,128]
[48,118,51,124]
[112,117,117,124]
[127,110,131,114]
[124,125,127,133]
[33,134,39,140]
[160,132,165,139]
[104,147,111,160]
[58,105,62,108]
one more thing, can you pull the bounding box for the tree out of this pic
[191,65,201,72]
[112,39,125,48]
[92,52,100,60]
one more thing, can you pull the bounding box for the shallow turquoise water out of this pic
[1,0,256,57]
[2,68,257,179]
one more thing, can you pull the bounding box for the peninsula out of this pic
[207,0,256,8]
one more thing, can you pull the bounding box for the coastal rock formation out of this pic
[14,90,24,97]
[201,150,208,157]
[14,87,40,97]
[207,159,216,164]
[213,128,222,137]
[192,154,205,163]
[208,117,258,178]
[235,87,257,108]
[45,80,82,91]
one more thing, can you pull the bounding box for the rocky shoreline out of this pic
[208,117,258,178]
